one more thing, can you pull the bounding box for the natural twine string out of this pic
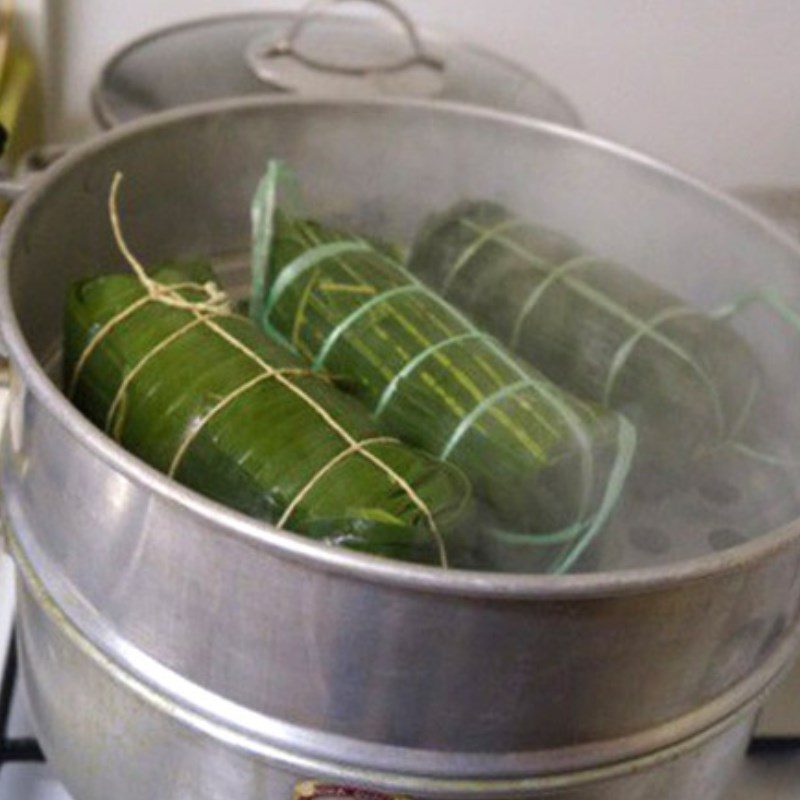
[70,172,448,567]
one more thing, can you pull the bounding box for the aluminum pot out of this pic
[2,97,800,798]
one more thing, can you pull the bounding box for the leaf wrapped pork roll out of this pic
[407,201,762,463]
[251,174,636,574]
[65,261,473,567]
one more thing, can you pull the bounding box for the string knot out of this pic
[109,172,233,316]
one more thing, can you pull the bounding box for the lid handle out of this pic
[257,0,444,77]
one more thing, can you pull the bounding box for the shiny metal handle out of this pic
[260,0,444,76]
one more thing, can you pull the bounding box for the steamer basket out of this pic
[2,97,800,797]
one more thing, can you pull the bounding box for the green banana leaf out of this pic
[65,265,474,567]
[407,200,763,464]
[251,175,636,574]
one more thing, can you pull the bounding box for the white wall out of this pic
[32,1,800,189]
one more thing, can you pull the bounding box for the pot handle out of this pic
[251,0,444,78]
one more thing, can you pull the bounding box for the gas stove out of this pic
[0,555,795,800]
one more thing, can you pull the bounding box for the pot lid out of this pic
[92,1,582,128]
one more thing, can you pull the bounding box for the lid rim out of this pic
[92,10,583,129]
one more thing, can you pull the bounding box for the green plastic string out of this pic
[509,255,597,349]
[374,331,484,418]
[250,159,306,323]
[484,414,637,572]
[264,240,372,318]
[252,166,638,573]
[295,219,634,556]
[259,313,300,354]
[250,160,281,323]
[730,442,800,468]
[441,216,523,295]
[550,416,637,574]
[727,372,761,441]
[711,285,800,469]
[311,284,424,371]
[440,378,534,459]
[602,305,703,406]
[460,218,727,434]
[714,285,800,331]
[291,222,567,447]
[487,520,586,547]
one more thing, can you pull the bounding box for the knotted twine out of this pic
[68,173,449,566]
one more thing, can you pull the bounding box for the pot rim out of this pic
[89,10,583,130]
[3,94,800,600]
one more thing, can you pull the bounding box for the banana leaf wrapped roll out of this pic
[407,201,762,463]
[251,186,636,573]
[65,262,474,567]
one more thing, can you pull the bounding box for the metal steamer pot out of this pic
[2,98,800,799]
